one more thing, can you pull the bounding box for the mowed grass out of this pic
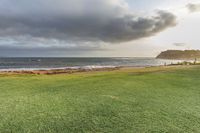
[0,66,200,132]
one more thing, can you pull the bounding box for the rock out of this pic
[156,50,200,60]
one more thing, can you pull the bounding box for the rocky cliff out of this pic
[156,50,200,60]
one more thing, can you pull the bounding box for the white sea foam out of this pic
[0,65,118,72]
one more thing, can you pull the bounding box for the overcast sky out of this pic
[0,0,199,57]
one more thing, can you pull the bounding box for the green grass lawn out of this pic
[0,66,200,132]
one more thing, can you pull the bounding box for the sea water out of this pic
[0,57,184,70]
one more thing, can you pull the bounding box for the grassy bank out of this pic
[0,66,200,132]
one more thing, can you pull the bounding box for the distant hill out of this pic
[156,50,200,60]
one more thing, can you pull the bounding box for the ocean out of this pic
[0,57,182,70]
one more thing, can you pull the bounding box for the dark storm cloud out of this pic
[102,10,176,42]
[187,3,200,12]
[0,0,177,45]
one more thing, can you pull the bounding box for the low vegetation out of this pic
[0,66,200,132]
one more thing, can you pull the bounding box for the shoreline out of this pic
[0,65,156,75]
[0,66,122,75]
[0,58,192,75]
[0,64,196,75]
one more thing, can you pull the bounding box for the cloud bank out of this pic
[0,0,177,56]
[173,43,187,47]
[187,3,200,12]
